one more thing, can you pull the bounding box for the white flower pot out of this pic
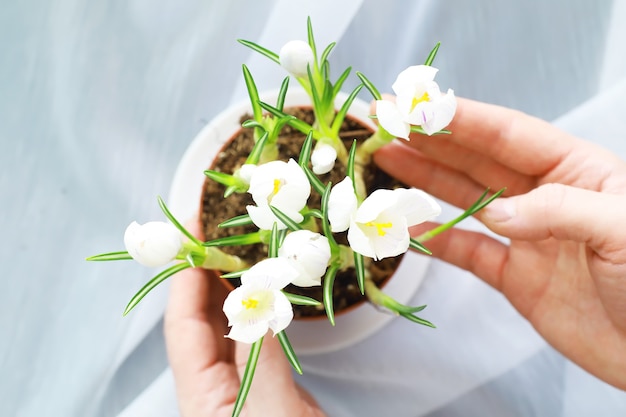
[167,89,430,355]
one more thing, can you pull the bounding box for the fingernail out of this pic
[483,198,516,222]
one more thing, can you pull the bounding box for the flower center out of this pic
[268,178,285,203]
[241,298,259,310]
[411,92,430,111]
[365,221,393,236]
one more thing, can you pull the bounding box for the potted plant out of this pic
[88,18,502,417]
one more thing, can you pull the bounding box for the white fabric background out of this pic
[2,0,626,416]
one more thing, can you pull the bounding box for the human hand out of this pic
[164,221,325,417]
[374,98,626,389]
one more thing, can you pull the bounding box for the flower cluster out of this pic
[88,18,502,417]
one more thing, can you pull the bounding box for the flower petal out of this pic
[268,291,294,335]
[278,230,330,287]
[123,221,182,267]
[391,65,439,96]
[347,219,377,259]
[226,321,269,344]
[328,177,358,232]
[421,89,457,135]
[279,40,314,78]
[241,258,299,290]
[311,143,337,175]
[375,100,411,140]
[353,189,397,223]
[392,188,442,226]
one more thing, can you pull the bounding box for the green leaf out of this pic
[319,42,336,67]
[306,16,318,62]
[157,196,202,246]
[277,331,303,374]
[307,65,324,115]
[424,42,441,66]
[303,165,326,195]
[323,264,339,326]
[232,337,264,417]
[409,238,432,255]
[203,232,262,247]
[283,292,322,306]
[237,39,280,64]
[346,140,357,186]
[245,131,269,165]
[331,84,364,135]
[269,206,303,232]
[356,71,382,101]
[218,214,253,228]
[399,311,436,328]
[123,262,191,316]
[242,64,262,122]
[276,76,290,111]
[204,170,239,187]
[298,130,315,168]
[320,183,338,250]
[270,115,297,140]
[86,251,133,262]
[259,102,317,137]
[220,269,248,279]
[332,66,352,99]
[409,125,451,135]
[269,222,279,258]
[353,251,365,295]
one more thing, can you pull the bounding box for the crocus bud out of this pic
[311,143,337,175]
[123,221,182,267]
[279,40,314,78]
[278,230,330,287]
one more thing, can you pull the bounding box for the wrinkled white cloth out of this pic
[2,0,626,416]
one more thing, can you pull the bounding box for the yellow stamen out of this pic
[272,178,282,195]
[411,92,430,111]
[241,298,259,310]
[366,221,393,236]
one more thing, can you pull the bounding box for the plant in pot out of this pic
[88,18,503,417]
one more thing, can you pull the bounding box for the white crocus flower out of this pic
[279,40,314,78]
[347,188,442,260]
[223,258,296,344]
[311,143,337,175]
[246,159,310,230]
[123,221,182,267]
[278,230,330,287]
[237,163,257,185]
[376,64,457,138]
[328,176,358,233]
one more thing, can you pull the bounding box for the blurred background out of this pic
[2,1,626,416]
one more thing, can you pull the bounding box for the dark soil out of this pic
[200,107,403,318]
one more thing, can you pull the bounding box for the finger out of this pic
[235,335,321,417]
[374,141,499,209]
[413,223,509,293]
[429,98,576,176]
[481,183,626,253]
[165,221,239,414]
[399,131,537,195]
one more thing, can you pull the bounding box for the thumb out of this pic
[235,335,318,416]
[480,183,625,248]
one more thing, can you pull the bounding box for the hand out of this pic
[164,221,325,417]
[374,98,626,389]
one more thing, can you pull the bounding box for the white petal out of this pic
[279,40,314,78]
[375,100,411,140]
[391,65,439,96]
[369,217,410,260]
[241,258,299,290]
[237,164,257,184]
[347,220,377,259]
[353,189,397,223]
[247,205,286,230]
[123,221,182,267]
[328,177,358,232]
[311,143,337,174]
[392,188,442,226]
[279,230,330,287]
[226,321,269,344]
[421,90,457,135]
[268,291,294,335]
